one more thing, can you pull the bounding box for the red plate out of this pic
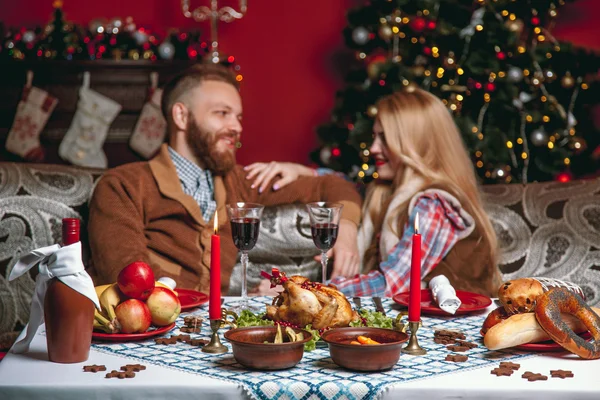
[176,288,209,311]
[92,322,175,342]
[392,289,492,316]
[516,331,592,352]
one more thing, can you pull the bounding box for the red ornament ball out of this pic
[427,20,437,30]
[485,82,496,92]
[556,172,572,183]
[332,148,341,157]
[411,17,427,32]
[496,51,506,60]
[423,47,432,55]
[531,16,540,25]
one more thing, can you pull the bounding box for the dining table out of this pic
[0,295,598,400]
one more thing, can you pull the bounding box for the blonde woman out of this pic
[246,88,502,297]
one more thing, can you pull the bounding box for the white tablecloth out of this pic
[1,303,599,400]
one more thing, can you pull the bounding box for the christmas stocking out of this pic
[129,73,166,158]
[59,72,121,168]
[5,71,58,162]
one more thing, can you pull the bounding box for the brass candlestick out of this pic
[202,307,238,354]
[402,321,427,356]
[202,319,228,354]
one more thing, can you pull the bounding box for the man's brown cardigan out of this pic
[88,144,362,294]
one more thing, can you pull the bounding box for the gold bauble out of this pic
[367,105,378,118]
[505,19,524,34]
[378,24,393,40]
[143,50,153,60]
[561,73,575,88]
[128,49,140,60]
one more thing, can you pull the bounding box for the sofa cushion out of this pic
[0,163,103,345]
[482,178,600,306]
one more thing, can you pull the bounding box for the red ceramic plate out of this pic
[392,289,492,316]
[515,331,592,352]
[176,289,209,311]
[92,322,175,342]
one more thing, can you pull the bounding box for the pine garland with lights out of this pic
[312,0,600,184]
[0,4,240,67]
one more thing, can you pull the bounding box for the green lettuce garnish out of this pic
[349,309,394,329]
[234,308,393,351]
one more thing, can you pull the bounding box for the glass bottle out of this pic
[43,218,95,363]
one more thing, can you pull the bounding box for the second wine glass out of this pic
[226,202,264,312]
[306,202,343,284]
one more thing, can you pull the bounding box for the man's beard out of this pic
[186,117,236,176]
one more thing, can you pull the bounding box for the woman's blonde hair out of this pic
[362,87,497,272]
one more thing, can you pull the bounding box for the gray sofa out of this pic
[1,161,600,348]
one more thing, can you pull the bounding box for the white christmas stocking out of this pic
[5,71,58,162]
[130,73,166,159]
[59,72,121,168]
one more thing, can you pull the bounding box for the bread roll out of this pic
[483,307,600,350]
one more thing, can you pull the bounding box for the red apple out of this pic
[117,261,155,300]
[146,287,181,326]
[115,299,152,334]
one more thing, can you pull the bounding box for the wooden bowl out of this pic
[224,326,313,370]
[321,327,409,371]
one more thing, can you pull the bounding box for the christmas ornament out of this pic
[158,41,175,60]
[410,17,426,32]
[108,17,123,34]
[22,30,36,44]
[544,69,556,82]
[443,52,456,69]
[530,127,548,146]
[492,165,510,179]
[505,19,524,35]
[124,16,136,33]
[561,73,575,88]
[59,72,122,168]
[556,171,572,182]
[320,146,332,165]
[133,30,149,45]
[352,27,369,45]
[130,84,166,159]
[378,24,393,40]
[367,55,388,79]
[5,72,58,162]
[507,66,523,82]
[569,137,587,154]
[367,105,378,118]
[89,19,105,34]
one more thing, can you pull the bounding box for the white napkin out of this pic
[8,242,101,353]
[429,275,461,315]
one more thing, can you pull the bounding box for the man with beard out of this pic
[87,64,362,294]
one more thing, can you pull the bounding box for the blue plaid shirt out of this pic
[168,146,217,222]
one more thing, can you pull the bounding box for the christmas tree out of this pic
[312,0,600,184]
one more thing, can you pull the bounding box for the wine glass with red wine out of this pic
[306,202,343,284]
[226,202,264,311]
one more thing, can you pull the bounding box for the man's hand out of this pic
[315,219,359,280]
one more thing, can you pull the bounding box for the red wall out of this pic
[2,0,598,166]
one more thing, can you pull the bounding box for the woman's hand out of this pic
[244,162,315,193]
[248,279,281,297]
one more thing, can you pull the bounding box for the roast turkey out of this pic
[265,274,359,329]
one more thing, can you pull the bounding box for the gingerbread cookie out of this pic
[455,340,478,349]
[499,361,520,370]
[121,364,146,372]
[188,339,208,346]
[445,354,468,362]
[180,326,202,334]
[491,367,514,377]
[550,369,574,379]
[446,345,469,352]
[83,364,106,373]
[170,334,191,342]
[105,370,136,379]
[154,337,178,345]
[522,371,548,381]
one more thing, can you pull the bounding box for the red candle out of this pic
[209,211,221,320]
[408,213,422,322]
